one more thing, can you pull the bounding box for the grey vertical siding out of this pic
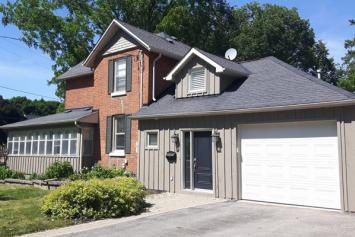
[138,105,355,211]
[7,156,81,174]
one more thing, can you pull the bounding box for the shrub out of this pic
[0,166,25,180]
[42,161,74,180]
[41,177,146,220]
[68,164,131,181]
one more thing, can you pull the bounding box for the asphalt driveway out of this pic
[56,201,355,237]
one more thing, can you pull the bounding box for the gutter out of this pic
[131,99,355,120]
[152,53,162,101]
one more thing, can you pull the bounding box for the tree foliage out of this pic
[0,0,339,98]
[338,20,355,92]
[0,96,61,144]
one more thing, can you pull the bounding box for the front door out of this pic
[193,131,213,190]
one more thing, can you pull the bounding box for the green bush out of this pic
[0,166,25,180]
[41,177,146,220]
[68,164,132,181]
[41,161,74,180]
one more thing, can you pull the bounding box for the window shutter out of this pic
[125,115,131,154]
[108,60,114,94]
[126,56,132,92]
[105,116,113,154]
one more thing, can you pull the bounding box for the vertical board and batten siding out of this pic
[138,105,355,211]
[7,156,81,174]
[175,57,220,98]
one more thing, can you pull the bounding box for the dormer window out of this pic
[189,67,206,93]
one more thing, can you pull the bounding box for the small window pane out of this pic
[70,140,77,155]
[25,139,31,154]
[46,140,53,155]
[32,141,38,154]
[116,117,125,133]
[7,142,13,154]
[115,134,125,149]
[54,140,60,155]
[70,131,77,139]
[39,141,45,155]
[63,131,69,139]
[19,142,25,155]
[148,132,158,146]
[62,140,69,155]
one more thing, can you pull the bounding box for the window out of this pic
[114,59,126,94]
[7,129,79,157]
[113,116,125,151]
[146,131,158,149]
[189,67,206,93]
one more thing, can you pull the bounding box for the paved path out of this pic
[52,201,355,237]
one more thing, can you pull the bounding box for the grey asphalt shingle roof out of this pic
[118,20,191,59]
[134,56,355,118]
[0,108,98,129]
[57,62,93,80]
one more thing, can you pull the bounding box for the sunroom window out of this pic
[7,129,79,157]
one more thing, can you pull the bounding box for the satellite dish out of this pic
[225,48,237,60]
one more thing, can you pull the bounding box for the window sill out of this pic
[109,150,125,157]
[111,91,126,97]
[145,146,159,150]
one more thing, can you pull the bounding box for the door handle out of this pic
[193,158,197,170]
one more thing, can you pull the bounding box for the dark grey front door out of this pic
[193,131,212,190]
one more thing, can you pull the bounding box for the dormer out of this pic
[165,48,250,98]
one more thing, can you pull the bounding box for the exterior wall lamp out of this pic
[212,130,222,152]
[171,132,180,151]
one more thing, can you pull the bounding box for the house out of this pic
[1,19,189,173]
[2,19,355,212]
[133,49,355,212]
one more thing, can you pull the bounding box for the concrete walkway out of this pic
[20,192,223,237]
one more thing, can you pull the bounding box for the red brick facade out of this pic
[65,47,176,172]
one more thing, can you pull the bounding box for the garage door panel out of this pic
[241,121,341,209]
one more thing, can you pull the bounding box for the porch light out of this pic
[211,130,220,143]
[171,133,179,145]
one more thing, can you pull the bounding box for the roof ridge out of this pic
[267,57,355,99]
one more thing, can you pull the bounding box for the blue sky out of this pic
[0,0,354,101]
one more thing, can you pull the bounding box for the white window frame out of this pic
[145,130,159,149]
[110,116,126,157]
[112,58,127,96]
[7,128,79,157]
[188,66,206,94]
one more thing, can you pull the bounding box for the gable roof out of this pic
[0,107,98,130]
[57,62,93,80]
[134,56,355,119]
[83,19,191,68]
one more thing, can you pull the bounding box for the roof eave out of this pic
[83,19,151,68]
[57,71,94,81]
[132,99,355,120]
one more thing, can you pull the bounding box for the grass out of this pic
[0,185,74,237]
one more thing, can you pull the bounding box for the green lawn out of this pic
[0,185,74,237]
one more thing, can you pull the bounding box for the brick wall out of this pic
[65,48,176,173]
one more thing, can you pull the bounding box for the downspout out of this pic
[138,50,144,108]
[152,53,162,101]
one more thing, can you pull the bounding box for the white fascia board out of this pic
[165,48,225,81]
[83,19,151,67]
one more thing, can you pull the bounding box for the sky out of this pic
[0,0,354,101]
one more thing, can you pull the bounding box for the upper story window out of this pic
[109,56,132,97]
[189,67,206,93]
[114,59,126,93]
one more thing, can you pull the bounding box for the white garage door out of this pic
[240,121,341,209]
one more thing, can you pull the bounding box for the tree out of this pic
[338,20,355,92]
[310,40,338,85]
[0,1,339,97]
[156,0,234,56]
